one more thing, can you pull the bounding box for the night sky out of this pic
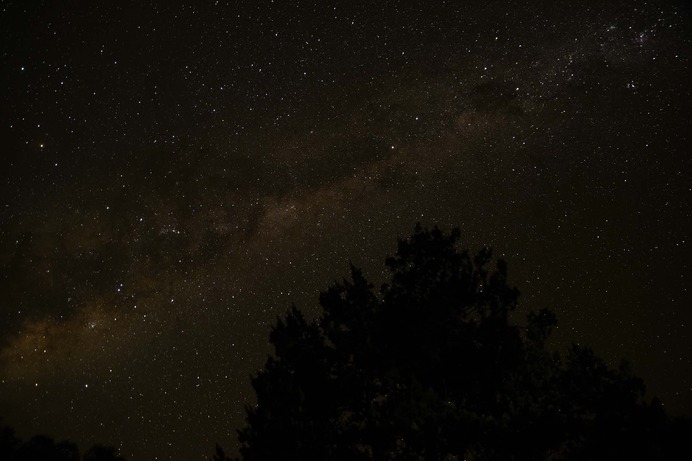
[1,1,690,459]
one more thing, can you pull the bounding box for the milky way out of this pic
[1,1,690,459]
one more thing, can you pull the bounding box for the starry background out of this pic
[0,1,690,459]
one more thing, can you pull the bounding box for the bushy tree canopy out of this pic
[0,421,125,461]
[237,225,688,461]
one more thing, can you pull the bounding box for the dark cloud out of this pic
[468,81,523,115]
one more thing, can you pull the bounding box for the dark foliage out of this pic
[82,445,126,461]
[209,443,234,461]
[0,422,124,461]
[236,225,690,461]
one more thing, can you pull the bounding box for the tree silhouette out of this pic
[82,445,126,461]
[209,443,234,461]
[11,435,79,461]
[0,424,21,461]
[0,422,125,461]
[236,224,689,460]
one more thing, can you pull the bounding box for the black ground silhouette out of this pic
[0,423,125,461]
